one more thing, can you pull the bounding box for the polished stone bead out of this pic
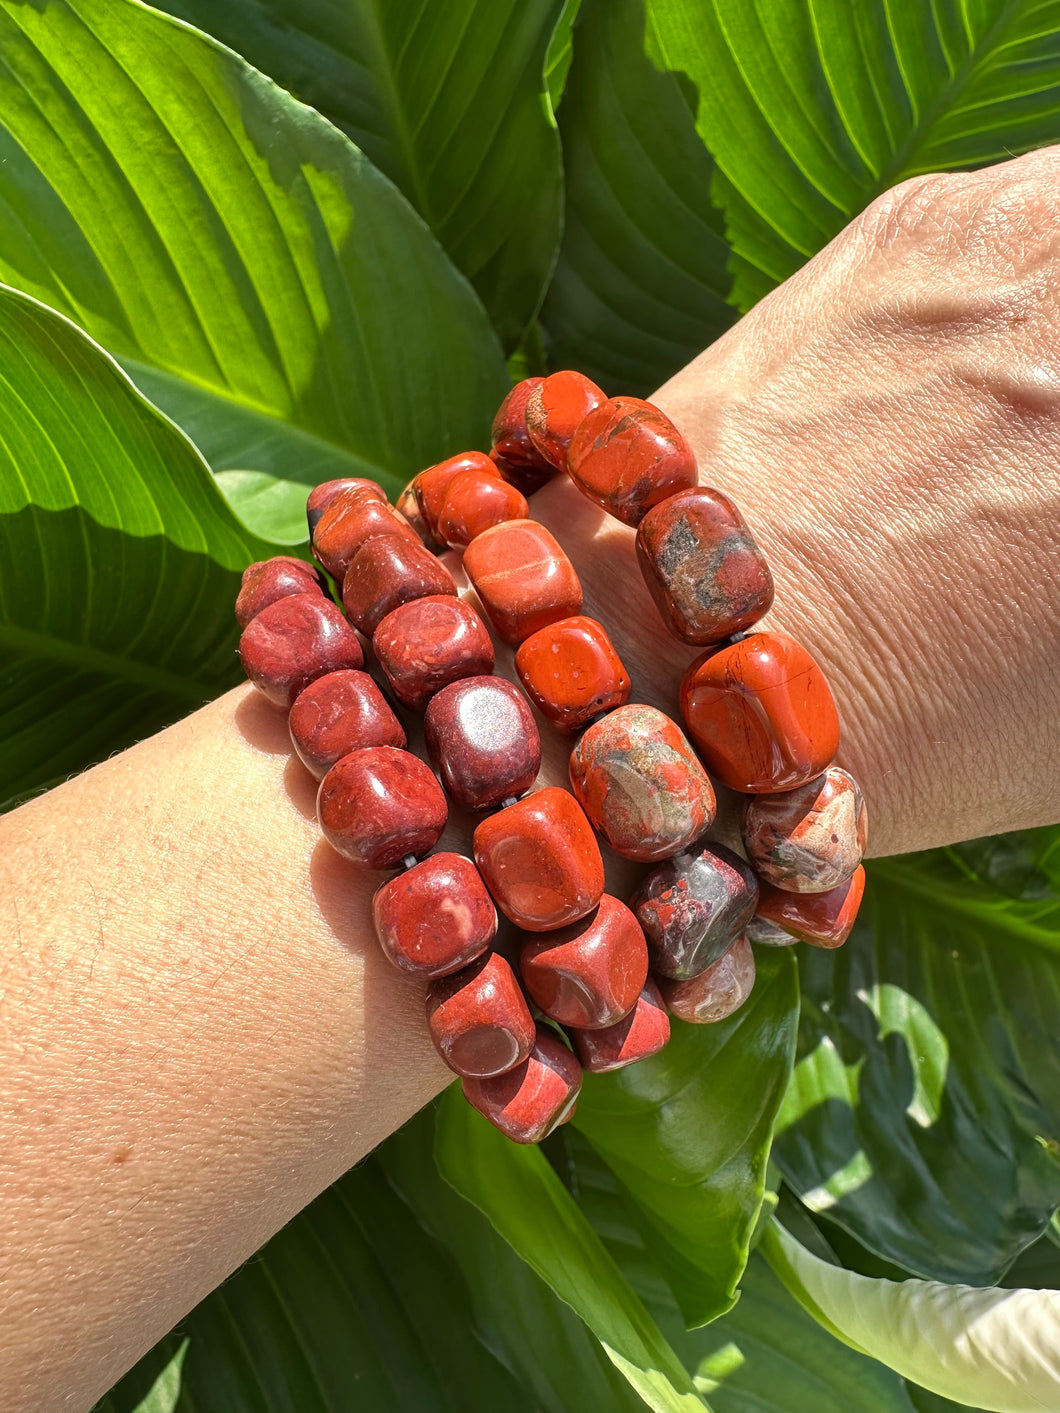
[569,978,670,1072]
[519,894,648,1029]
[313,490,418,581]
[427,951,535,1077]
[756,866,866,948]
[437,470,529,550]
[742,767,868,893]
[569,704,716,862]
[239,593,364,708]
[425,676,541,810]
[659,933,756,1024]
[374,595,494,710]
[235,556,326,628]
[524,370,606,472]
[490,450,557,498]
[289,669,405,779]
[680,632,841,793]
[306,478,385,535]
[491,377,554,474]
[473,786,604,932]
[631,840,759,980]
[636,487,774,644]
[462,1025,582,1143]
[515,615,631,733]
[396,481,441,551]
[317,746,447,869]
[463,520,582,644]
[373,852,495,978]
[341,534,456,636]
[746,914,798,947]
[567,396,697,526]
[414,451,500,538]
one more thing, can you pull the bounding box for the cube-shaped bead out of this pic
[567,396,697,526]
[515,616,631,733]
[239,593,363,708]
[374,596,494,711]
[519,894,648,1029]
[373,853,496,978]
[462,1026,582,1143]
[306,478,384,536]
[426,951,535,1077]
[312,490,417,581]
[755,866,866,948]
[317,746,447,869]
[342,534,456,636]
[463,520,582,644]
[742,767,868,893]
[568,979,671,1073]
[659,934,756,1024]
[236,556,326,627]
[631,840,759,980]
[414,451,499,537]
[425,676,541,811]
[289,669,405,779]
[437,471,529,549]
[524,370,605,472]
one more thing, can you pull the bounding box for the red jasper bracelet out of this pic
[237,371,868,1145]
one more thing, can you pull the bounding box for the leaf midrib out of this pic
[0,621,223,701]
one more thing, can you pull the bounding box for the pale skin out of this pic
[3,149,1060,1412]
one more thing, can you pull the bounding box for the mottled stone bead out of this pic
[289,669,405,779]
[756,866,866,948]
[373,853,495,977]
[463,520,582,644]
[235,556,326,628]
[317,746,447,869]
[680,632,841,793]
[636,487,774,645]
[239,593,364,708]
[515,616,631,733]
[742,767,868,893]
[341,534,456,636]
[462,1025,582,1144]
[491,377,553,473]
[437,471,529,550]
[306,478,385,535]
[473,786,604,931]
[313,491,417,581]
[425,676,541,811]
[569,978,670,1073]
[569,704,716,862]
[374,595,494,710]
[524,370,606,472]
[491,450,557,498]
[659,934,756,1024]
[746,915,797,947]
[414,451,499,538]
[631,840,759,980]
[519,894,648,1029]
[567,396,697,526]
[396,481,441,551]
[426,951,535,1077]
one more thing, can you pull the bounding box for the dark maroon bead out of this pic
[341,535,456,636]
[313,490,418,581]
[424,676,541,811]
[569,978,670,1073]
[373,853,496,977]
[373,596,494,711]
[519,895,648,1029]
[235,556,326,628]
[490,450,558,498]
[317,746,447,868]
[289,670,405,779]
[427,951,535,1077]
[491,378,553,473]
[306,478,385,536]
[659,934,756,1023]
[462,1025,582,1143]
[239,593,364,708]
[631,841,759,980]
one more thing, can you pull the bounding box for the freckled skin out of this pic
[374,595,494,710]
[632,840,759,980]
[289,669,405,779]
[569,978,671,1072]
[235,556,327,628]
[373,853,496,979]
[755,866,866,948]
[567,396,698,526]
[515,615,631,732]
[425,675,541,811]
[463,519,582,644]
[341,534,456,636]
[518,895,649,1029]
[659,933,756,1024]
[317,746,447,869]
[462,1026,582,1144]
[742,767,868,892]
[239,592,363,707]
[427,951,535,1077]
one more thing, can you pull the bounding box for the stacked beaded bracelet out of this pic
[237,370,868,1145]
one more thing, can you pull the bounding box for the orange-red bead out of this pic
[519,895,648,1029]
[463,520,582,644]
[524,370,606,472]
[515,616,631,733]
[659,934,756,1023]
[755,866,866,948]
[395,481,439,550]
[317,746,447,869]
[373,595,494,710]
[373,853,496,977]
[341,534,456,636]
[569,978,670,1073]
[437,470,529,549]
[414,451,499,538]
[289,669,405,779]
[306,478,385,535]
[567,395,697,526]
[462,1025,582,1143]
[427,951,535,1078]
[235,556,326,628]
[313,491,418,581]
[239,593,363,707]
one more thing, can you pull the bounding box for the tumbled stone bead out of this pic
[524,370,606,472]
[239,593,364,708]
[317,746,447,868]
[235,556,326,628]
[374,595,494,711]
[631,840,758,980]
[425,676,541,811]
[569,704,715,862]
[462,1025,582,1144]
[742,767,868,894]
[569,978,670,1073]
[746,914,798,947]
[636,487,774,645]
[490,449,557,498]
[567,396,697,527]
[515,615,631,733]
[519,894,648,1029]
[473,786,604,932]
[463,520,582,644]
[289,669,405,779]
[313,491,418,581]
[681,632,841,793]
[373,852,495,978]
[756,866,866,948]
[427,951,535,1077]
[437,471,529,550]
[414,451,500,538]
[395,481,441,551]
[659,933,756,1024]
[491,377,553,472]
[306,478,385,535]
[341,534,456,636]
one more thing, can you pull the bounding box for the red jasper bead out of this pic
[524,370,606,472]
[462,1025,582,1144]
[756,866,866,948]
[306,478,385,535]
[396,481,441,551]
[567,395,697,526]
[491,449,557,498]
[374,595,494,710]
[473,786,604,932]
[425,676,541,811]
[491,377,553,473]
[239,593,363,708]
[437,471,529,550]
[235,556,326,627]
[313,491,418,581]
[742,767,868,894]
[569,704,716,862]
[515,616,631,733]
[636,487,774,644]
[659,933,756,1024]
[463,520,582,644]
[373,853,496,977]
[414,451,499,538]
[569,978,670,1073]
[427,951,535,1077]
[317,746,447,869]
[341,534,456,636]
[680,632,841,793]
[631,840,759,980]
[519,895,648,1029]
[289,670,405,779]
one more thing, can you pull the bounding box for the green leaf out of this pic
[572,948,799,1326]
[0,0,509,523]
[646,0,1060,312]
[153,0,565,349]
[544,0,583,113]
[0,282,269,807]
